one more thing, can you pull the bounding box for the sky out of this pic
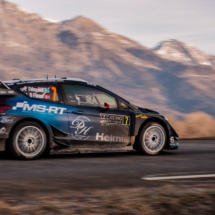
[9,0,215,55]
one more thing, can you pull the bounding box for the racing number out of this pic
[124,116,129,125]
[51,87,57,101]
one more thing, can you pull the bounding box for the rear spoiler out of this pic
[0,80,18,96]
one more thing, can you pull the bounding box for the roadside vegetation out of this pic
[167,112,215,139]
[0,184,214,214]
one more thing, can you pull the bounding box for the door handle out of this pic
[71,110,85,115]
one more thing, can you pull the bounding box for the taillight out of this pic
[0,103,12,113]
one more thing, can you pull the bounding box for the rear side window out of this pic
[20,85,59,102]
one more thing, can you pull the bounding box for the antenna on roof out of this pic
[47,74,48,79]
[55,75,56,79]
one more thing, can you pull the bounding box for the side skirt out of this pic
[50,146,135,155]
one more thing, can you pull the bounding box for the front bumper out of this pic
[168,136,179,150]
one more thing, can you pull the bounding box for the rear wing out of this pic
[0,80,18,96]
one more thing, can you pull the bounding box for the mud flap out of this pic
[0,139,5,151]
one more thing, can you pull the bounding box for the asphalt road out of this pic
[0,140,214,192]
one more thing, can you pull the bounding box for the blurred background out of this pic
[1,0,215,139]
[0,2,215,214]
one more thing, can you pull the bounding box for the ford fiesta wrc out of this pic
[0,78,179,160]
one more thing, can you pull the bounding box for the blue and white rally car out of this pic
[0,78,178,160]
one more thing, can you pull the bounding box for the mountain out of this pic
[153,39,215,68]
[1,0,215,117]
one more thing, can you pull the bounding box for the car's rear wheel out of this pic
[136,122,166,155]
[10,121,47,160]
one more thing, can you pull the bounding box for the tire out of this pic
[136,122,166,155]
[10,121,47,160]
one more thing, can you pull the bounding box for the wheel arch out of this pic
[6,117,52,152]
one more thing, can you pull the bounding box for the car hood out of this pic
[138,107,159,114]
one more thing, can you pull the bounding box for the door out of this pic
[60,83,131,148]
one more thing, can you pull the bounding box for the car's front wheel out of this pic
[136,122,166,155]
[10,121,47,160]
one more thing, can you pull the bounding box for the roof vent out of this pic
[61,77,67,79]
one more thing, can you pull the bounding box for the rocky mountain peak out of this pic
[0,0,44,24]
[62,16,104,33]
[154,39,188,51]
[153,39,215,67]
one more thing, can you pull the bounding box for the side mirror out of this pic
[104,103,110,108]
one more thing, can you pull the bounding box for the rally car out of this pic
[0,78,178,160]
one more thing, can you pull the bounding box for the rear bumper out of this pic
[0,139,6,151]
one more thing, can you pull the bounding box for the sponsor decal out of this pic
[96,133,129,143]
[0,116,15,124]
[170,136,175,144]
[170,137,178,147]
[30,93,45,99]
[44,89,50,93]
[136,114,148,119]
[0,127,7,135]
[100,113,130,126]
[12,101,66,115]
[44,95,50,99]
[170,142,178,147]
[70,116,94,140]
[28,86,47,93]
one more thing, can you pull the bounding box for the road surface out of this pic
[0,140,214,193]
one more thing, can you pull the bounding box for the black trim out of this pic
[117,98,135,111]
[0,80,10,89]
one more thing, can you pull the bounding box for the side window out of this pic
[95,91,117,109]
[20,85,59,102]
[120,101,131,110]
[62,84,118,109]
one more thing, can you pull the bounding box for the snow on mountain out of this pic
[42,18,60,23]
[153,39,215,68]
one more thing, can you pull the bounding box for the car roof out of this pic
[3,77,88,84]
